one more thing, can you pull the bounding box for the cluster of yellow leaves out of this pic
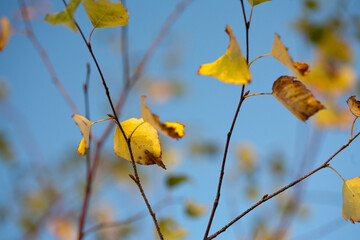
[45,0,129,31]
[198,27,324,122]
[73,96,185,170]
[342,176,360,223]
[0,16,12,52]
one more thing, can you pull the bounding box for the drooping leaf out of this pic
[342,176,360,223]
[347,96,360,117]
[247,0,272,6]
[141,96,185,139]
[185,200,207,217]
[81,0,129,28]
[271,33,309,76]
[0,16,12,51]
[157,218,187,240]
[166,174,188,188]
[197,25,251,84]
[44,0,80,32]
[113,118,165,169]
[72,114,93,155]
[272,76,325,121]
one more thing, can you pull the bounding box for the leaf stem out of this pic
[350,116,358,139]
[207,130,360,240]
[248,53,271,67]
[326,165,345,182]
[244,92,272,99]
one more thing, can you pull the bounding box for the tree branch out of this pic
[207,130,360,240]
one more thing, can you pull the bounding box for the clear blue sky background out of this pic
[1,0,360,239]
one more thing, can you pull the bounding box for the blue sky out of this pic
[1,0,360,239]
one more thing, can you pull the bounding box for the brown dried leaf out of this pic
[347,96,360,117]
[272,76,325,121]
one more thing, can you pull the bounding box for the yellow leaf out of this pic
[272,76,325,121]
[347,96,360,117]
[72,114,92,155]
[140,96,185,139]
[113,118,165,169]
[271,33,309,76]
[0,16,12,52]
[44,0,80,32]
[342,176,360,223]
[197,25,251,84]
[81,0,129,28]
[77,138,87,155]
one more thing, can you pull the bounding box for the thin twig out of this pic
[18,0,80,114]
[203,1,252,238]
[248,53,271,67]
[207,130,360,240]
[127,138,164,240]
[244,92,272,99]
[84,63,91,174]
[350,116,358,139]
[326,165,345,182]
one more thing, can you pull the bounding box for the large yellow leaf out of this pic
[272,76,325,121]
[342,176,360,223]
[197,25,251,84]
[113,118,165,169]
[81,0,129,28]
[347,96,360,117]
[271,33,309,76]
[72,114,93,155]
[44,0,80,32]
[0,16,12,52]
[140,96,185,139]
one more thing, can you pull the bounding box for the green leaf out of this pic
[166,174,188,188]
[44,0,81,32]
[81,0,129,28]
[157,218,187,240]
[247,0,272,6]
[185,200,207,217]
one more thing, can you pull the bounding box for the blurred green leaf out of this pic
[44,0,81,32]
[157,218,187,240]
[189,141,218,156]
[0,132,13,161]
[166,174,188,188]
[185,200,207,218]
[82,0,129,28]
